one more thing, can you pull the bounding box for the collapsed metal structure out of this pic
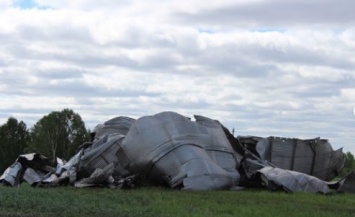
[237,136,344,181]
[1,111,353,193]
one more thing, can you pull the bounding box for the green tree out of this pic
[340,152,355,176]
[0,117,30,173]
[27,109,90,163]
[344,152,355,173]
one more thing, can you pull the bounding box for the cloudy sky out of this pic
[0,0,354,153]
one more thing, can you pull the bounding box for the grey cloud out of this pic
[3,25,93,63]
[169,40,354,79]
[227,70,355,103]
[0,59,7,67]
[84,106,149,118]
[61,52,137,69]
[32,79,160,98]
[174,0,355,27]
[135,52,181,71]
[17,24,94,44]
[0,108,53,117]
[0,108,52,129]
[286,84,341,98]
[0,72,37,96]
[9,42,174,72]
[241,45,355,70]
[156,97,212,111]
[177,37,355,74]
[224,107,350,151]
[278,75,355,99]
[4,41,138,69]
[198,51,276,77]
[0,70,160,98]
[2,24,139,69]
[99,27,178,49]
[34,69,85,80]
[73,98,101,106]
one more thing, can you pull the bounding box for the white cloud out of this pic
[0,0,12,9]
[0,1,354,154]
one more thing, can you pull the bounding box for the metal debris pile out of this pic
[1,111,354,193]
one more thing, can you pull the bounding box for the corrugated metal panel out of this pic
[268,137,294,170]
[118,111,240,190]
[292,138,314,175]
[238,136,345,181]
[258,167,330,193]
[93,116,135,142]
[79,134,126,177]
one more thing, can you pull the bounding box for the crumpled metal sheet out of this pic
[257,167,330,193]
[75,163,115,188]
[238,136,345,181]
[0,153,55,187]
[55,150,83,184]
[23,168,46,186]
[337,171,355,193]
[75,163,138,189]
[194,115,240,172]
[78,134,129,178]
[117,111,240,190]
[0,162,22,186]
[53,134,127,186]
[45,130,131,187]
[92,116,135,142]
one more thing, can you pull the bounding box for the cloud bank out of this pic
[0,0,354,152]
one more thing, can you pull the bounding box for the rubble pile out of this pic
[1,111,353,193]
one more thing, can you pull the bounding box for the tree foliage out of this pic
[27,108,89,163]
[340,152,355,176]
[0,117,30,173]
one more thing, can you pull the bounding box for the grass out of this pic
[1,185,355,217]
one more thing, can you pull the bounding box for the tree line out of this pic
[0,108,354,176]
[0,108,90,174]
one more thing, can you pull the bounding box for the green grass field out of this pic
[1,185,355,217]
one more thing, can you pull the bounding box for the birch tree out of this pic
[28,109,90,163]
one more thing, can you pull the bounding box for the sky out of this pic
[0,0,354,153]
